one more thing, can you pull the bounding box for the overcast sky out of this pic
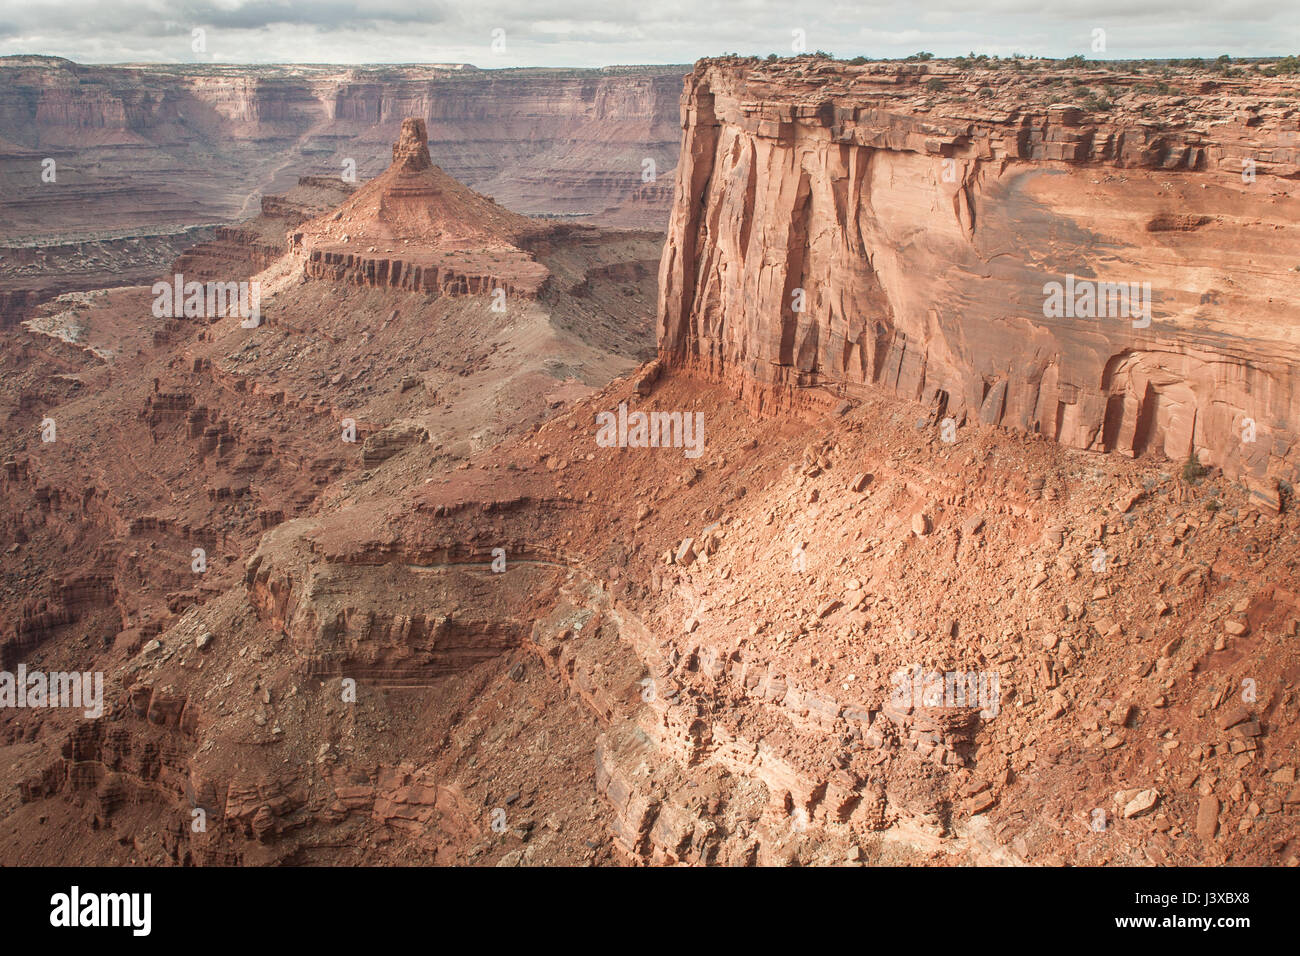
[0,0,1295,66]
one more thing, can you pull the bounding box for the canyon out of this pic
[1,55,1298,868]
[0,57,684,323]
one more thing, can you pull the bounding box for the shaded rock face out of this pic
[657,58,1300,489]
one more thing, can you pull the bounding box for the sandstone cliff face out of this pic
[658,58,1300,495]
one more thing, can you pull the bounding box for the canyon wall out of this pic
[0,57,683,326]
[0,57,685,240]
[657,57,1300,497]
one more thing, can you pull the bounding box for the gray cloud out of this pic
[175,0,446,29]
[0,0,1294,65]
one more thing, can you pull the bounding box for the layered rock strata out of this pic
[657,57,1300,495]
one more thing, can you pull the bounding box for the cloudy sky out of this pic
[0,0,1295,66]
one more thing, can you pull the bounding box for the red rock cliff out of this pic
[657,57,1300,497]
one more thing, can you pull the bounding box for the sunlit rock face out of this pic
[392,117,434,172]
[658,57,1300,498]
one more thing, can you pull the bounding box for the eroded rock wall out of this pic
[657,58,1300,493]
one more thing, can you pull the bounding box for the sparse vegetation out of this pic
[1183,452,1208,484]
[952,51,991,70]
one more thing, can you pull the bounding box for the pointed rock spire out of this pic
[392,117,432,172]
